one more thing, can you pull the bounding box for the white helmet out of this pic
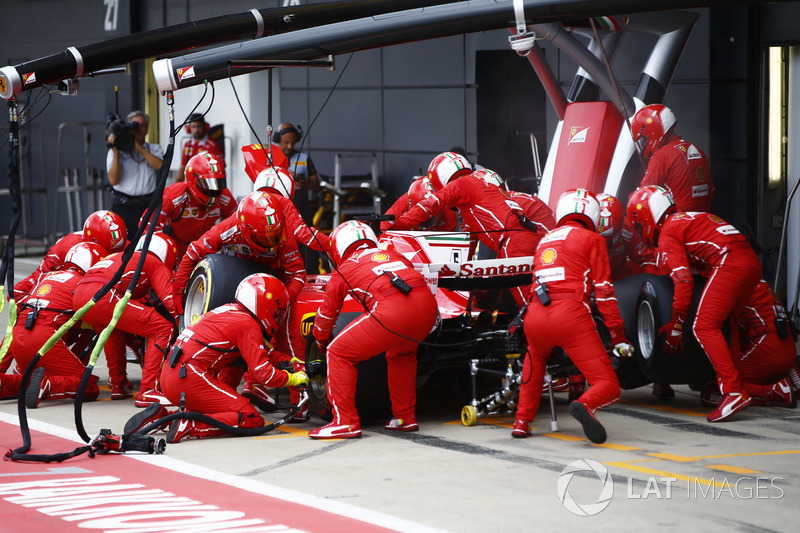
[427,152,472,190]
[330,220,377,265]
[555,188,601,231]
[135,233,179,270]
[64,242,106,274]
[472,168,506,191]
[253,167,295,199]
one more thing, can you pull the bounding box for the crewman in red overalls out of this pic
[632,104,715,212]
[156,152,236,261]
[133,273,307,444]
[173,191,307,416]
[74,233,179,407]
[1,242,106,407]
[389,152,547,306]
[627,185,762,422]
[513,189,631,444]
[309,221,439,439]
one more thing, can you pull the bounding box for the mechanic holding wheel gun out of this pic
[173,191,308,417]
[126,273,307,443]
[308,220,439,439]
[513,189,633,444]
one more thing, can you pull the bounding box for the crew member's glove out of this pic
[659,316,686,355]
[612,342,634,358]
[285,370,309,387]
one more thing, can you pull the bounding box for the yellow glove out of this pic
[285,370,308,387]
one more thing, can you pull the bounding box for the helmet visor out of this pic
[195,174,226,196]
[250,229,285,250]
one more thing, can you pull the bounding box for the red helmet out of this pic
[236,192,286,252]
[427,152,472,191]
[253,166,295,199]
[235,273,290,337]
[555,188,601,231]
[407,176,435,207]
[472,168,507,191]
[626,185,676,247]
[83,210,127,252]
[330,220,377,265]
[136,232,179,270]
[64,242,106,274]
[596,193,624,241]
[630,104,677,159]
[185,152,226,206]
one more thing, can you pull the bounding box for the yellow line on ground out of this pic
[593,442,641,451]
[604,461,727,488]
[705,464,762,475]
[646,452,697,462]
[542,432,585,442]
[618,398,707,417]
[691,450,800,460]
[253,425,309,439]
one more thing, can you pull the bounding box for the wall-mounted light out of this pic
[768,46,786,189]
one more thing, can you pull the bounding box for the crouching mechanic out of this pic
[173,191,307,415]
[0,242,106,407]
[513,189,632,444]
[134,273,307,444]
[74,233,179,407]
[309,221,439,439]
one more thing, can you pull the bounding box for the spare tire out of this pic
[182,254,268,328]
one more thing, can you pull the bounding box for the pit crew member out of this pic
[632,104,715,212]
[0,242,106,407]
[73,233,179,407]
[155,152,236,261]
[513,189,631,444]
[309,220,438,439]
[173,191,307,415]
[627,185,761,422]
[132,273,307,443]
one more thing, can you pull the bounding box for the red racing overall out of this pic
[74,251,177,393]
[159,303,290,438]
[155,182,236,260]
[516,222,625,423]
[0,270,100,400]
[313,247,438,427]
[640,136,715,212]
[657,212,762,395]
[174,215,306,398]
[737,280,796,397]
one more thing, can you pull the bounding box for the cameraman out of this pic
[107,110,164,240]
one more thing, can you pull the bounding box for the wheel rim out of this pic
[461,405,477,426]
[637,299,656,361]
[184,272,210,326]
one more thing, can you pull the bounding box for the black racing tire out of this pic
[609,274,650,390]
[633,274,716,385]
[181,254,268,329]
[304,311,392,421]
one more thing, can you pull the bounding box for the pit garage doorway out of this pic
[476,50,548,195]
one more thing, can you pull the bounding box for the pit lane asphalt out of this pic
[2,255,799,532]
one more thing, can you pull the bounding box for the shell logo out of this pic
[708,214,725,224]
[372,253,389,262]
[37,284,52,296]
[540,248,557,265]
